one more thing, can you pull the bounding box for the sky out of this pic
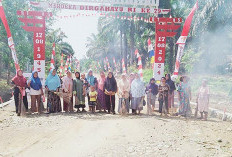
[52,9,99,59]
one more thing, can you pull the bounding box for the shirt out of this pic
[89,91,98,102]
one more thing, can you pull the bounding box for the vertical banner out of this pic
[173,1,198,76]
[153,17,182,80]
[0,0,20,71]
[154,33,166,81]
[17,11,52,85]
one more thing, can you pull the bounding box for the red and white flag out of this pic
[134,49,139,58]
[173,1,198,76]
[0,0,20,71]
[122,58,126,74]
[59,53,64,75]
[49,43,56,71]
[65,56,69,73]
[137,55,143,80]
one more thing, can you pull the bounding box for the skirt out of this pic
[96,89,107,110]
[131,97,142,110]
[118,98,130,113]
[47,91,62,113]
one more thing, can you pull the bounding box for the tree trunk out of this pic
[130,20,135,66]
[7,61,11,85]
[124,32,128,72]
[169,37,175,73]
[120,27,123,73]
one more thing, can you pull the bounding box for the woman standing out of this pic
[45,69,61,113]
[73,72,86,112]
[130,73,145,115]
[165,74,176,109]
[196,80,210,120]
[146,78,158,114]
[104,72,117,114]
[28,71,44,114]
[117,74,130,114]
[12,70,28,115]
[158,77,170,116]
[62,71,73,113]
[177,76,192,117]
[97,71,107,112]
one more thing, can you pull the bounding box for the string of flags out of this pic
[55,13,159,23]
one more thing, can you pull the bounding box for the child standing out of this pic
[146,78,158,115]
[89,86,98,113]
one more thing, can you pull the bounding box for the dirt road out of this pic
[0,103,232,157]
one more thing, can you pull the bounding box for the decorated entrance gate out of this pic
[16,0,182,80]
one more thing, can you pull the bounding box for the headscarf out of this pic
[86,69,95,86]
[45,69,61,91]
[165,74,176,91]
[30,71,42,90]
[131,75,145,97]
[98,72,106,91]
[104,72,117,92]
[146,78,158,95]
[62,71,73,92]
[12,70,27,87]
[75,72,80,80]
[129,73,135,85]
[118,74,130,95]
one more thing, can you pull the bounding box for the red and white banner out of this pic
[134,49,139,58]
[30,1,170,15]
[137,54,143,80]
[59,53,64,75]
[60,0,159,7]
[0,0,20,71]
[50,43,56,71]
[65,56,69,73]
[173,1,198,76]
[122,58,126,74]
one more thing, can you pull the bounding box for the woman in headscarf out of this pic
[28,71,43,114]
[129,73,135,104]
[86,69,98,106]
[104,72,117,114]
[130,73,145,115]
[45,69,61,113]
[158,77,170,116]
[177,76,192,117]
[73,72,86,112]
[62,70,73,113]
[196,79,210,120]
[97,71,107,112]
[165,74,176,110]
[146,78,158,115]
[12,70,28,115]
[117,73,130,114]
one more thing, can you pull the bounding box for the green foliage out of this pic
[143,69,153,84]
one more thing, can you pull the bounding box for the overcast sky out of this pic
[52,9,99,59]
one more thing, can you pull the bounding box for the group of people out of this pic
[11,69,210,120]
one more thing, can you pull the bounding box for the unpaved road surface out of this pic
[0,102,232,157]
